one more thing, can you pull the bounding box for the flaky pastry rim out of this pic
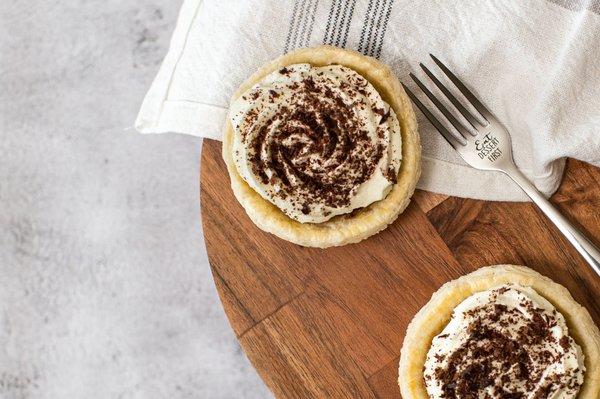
[221,45,421,248]
[398,264,600,398]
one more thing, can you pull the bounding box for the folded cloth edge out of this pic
[134,0,566,202]
[135,0,203,135]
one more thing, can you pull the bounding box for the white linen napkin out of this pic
[136,0,600,201]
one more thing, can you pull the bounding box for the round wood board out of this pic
[200,138,600,398]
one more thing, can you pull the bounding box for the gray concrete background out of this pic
[1,1,269,398]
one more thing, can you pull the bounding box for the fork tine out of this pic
[401,83,466,148]
[409,73,471,140]
[419,63,482,133]
[430,54,491,121]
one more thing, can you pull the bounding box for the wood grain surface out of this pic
[200,138,600,398]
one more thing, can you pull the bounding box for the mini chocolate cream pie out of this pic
[222,45,421,247]
[399,265,600,399]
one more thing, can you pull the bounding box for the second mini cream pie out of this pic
[399,265,600,399]
[222,45,421,248]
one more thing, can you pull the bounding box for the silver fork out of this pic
[403,54,600,278]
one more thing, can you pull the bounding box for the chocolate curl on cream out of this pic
[230,63,402,223]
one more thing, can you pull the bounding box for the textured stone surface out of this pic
[0,1,270,398]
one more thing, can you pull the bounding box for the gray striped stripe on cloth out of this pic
[323,0,358,47]
[284,0,319,52]
[358,0,395,58]
[284,0,396,57]
[283,0,596,59]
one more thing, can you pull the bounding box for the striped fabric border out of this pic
[278,0,599,59]
[285,0,397,57]
[323,0,358,47]
[284,0,320,52]
[358,0,395,58]
[373,0,394,58]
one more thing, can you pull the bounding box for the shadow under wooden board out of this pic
[200,138,600,398]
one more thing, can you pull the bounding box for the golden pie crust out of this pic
[221,45,421,248]
[398,265,600,398]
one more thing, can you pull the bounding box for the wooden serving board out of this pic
[200,138,600,398]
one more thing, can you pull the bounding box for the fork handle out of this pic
[503,165,600,277]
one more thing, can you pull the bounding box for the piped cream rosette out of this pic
[222,45,421,247]
[399,265,600,399]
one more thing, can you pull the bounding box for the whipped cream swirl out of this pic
[229,63,402,223]
[424,285,585,399]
